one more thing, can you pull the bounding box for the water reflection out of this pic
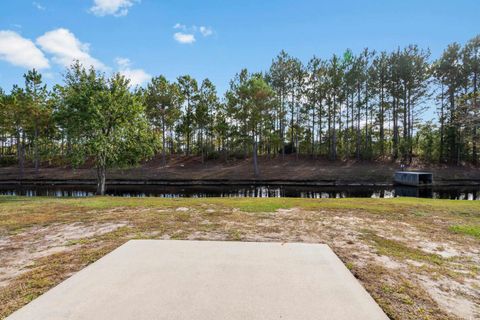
[0,184,479,200]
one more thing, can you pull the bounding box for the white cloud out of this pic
[90,0,139,17]
[199,26,213,37]
[115,57,150,87]
[173,23,187,31]
[0,30,50,69]
[121,69,151,87]
[32,2,45,10]
[115,57,130,68]
[36,28,107,70]
[172,24,214,43]
[173,32,195,44]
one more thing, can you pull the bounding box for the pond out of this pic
[0,184,479,200]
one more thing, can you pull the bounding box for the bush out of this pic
[281,142,296,154]
[206,151,221,160]
[0,156,17,167]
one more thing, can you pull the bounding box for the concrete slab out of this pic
[7,240,388,320]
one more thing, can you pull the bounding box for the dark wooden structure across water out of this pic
[394,171,433,186]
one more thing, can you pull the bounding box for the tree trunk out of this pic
[473,126,478,165]
[403,84,408,161]
[295,100,300,161]
[18,131,25,179]
[345,95,350,157]
[332,95,337,161]
[161,116,166,167]
[34,122,39,173]
[473,73,478,165]
[201,128,204,164]
[280,93,285,160]
[364,82,369,156]
[449,91,456,163]
[185,97,191,157]
[252,134,259,177]
[243,118,248,160]
[407,90,413,164]
[290,91,295,146]
[318,99,322,158]
[350,92,354,156]
[380,84,385,156]
[356,84,361,160]
[311,97,316,157]
[186,131,190,157]
[169,127,174,155]
[393,97,399,160]
[439,83,445,162]
[96,166,106,195]
[327,101,331,158]
[222,139,228,163]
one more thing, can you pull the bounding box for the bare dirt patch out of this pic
[0,222,128,287]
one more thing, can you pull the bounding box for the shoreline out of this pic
[1,156,480,188]
[1,178,480,187]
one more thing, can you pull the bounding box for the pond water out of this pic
[0,184,479,200]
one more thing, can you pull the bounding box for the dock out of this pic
[394,171,433,186]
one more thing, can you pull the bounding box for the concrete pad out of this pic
[7,240,388,320]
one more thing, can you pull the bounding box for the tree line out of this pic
[0,35,479,194]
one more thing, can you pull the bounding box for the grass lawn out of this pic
[0,196,479,319]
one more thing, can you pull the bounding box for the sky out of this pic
[0,0,479,100]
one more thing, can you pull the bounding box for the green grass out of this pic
[234,199,293,212]
[363,231,445,265]
[1,195,479,214]
[449,224,480,239]
[2,195,480,221]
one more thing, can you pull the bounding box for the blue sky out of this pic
[0,0,479,99]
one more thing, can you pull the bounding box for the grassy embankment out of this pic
[0,196,479,319]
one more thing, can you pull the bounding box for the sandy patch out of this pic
[418,275,480,320]
[0,222,128,287]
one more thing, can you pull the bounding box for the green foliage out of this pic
[1,34,480,173]
[54,62,155,193]
[416,121,439,162]
[144,75,182,163]
[56,63,154,168]
[226,70,274,175]
[177,75,199,156]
